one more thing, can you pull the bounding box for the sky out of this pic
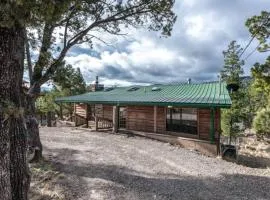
[64,0,270,87]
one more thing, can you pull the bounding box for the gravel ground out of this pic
[40,127,270,200]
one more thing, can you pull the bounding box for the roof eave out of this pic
[55,99,231,108]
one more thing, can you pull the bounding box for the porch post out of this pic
[154,106,157,133]
[60,102,63,120]
[113,105,119,133]
[210,107,215,143]
[86,104,89,128]
[74,103,77,127]
[94,112,98,131]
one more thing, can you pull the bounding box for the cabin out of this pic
[55,81,231,156]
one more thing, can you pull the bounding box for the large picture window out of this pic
[166,107,197,135]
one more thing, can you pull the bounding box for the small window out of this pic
[127,87,139,91]
[166,107,197,135]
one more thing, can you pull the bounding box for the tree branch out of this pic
[25,29,33,83]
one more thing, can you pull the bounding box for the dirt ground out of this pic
[32,127,270,200]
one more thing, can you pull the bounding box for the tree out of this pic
[1,1,176,199]
[249,57,270,137]
[253,107,270,139]
[24,0,177,161]
[246,11,270,52]
[36,88,69,124]
[36,64,87,126]
[221,41,244,85]
[53,64,86,95]
[0,1,35,199]
[220,41,244,143]
[246,11,270,138]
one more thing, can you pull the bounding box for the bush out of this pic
[253,108,270,138]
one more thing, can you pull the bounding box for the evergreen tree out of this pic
[53,64,86,95]
[246,11,270,138]
[220,41,244,142]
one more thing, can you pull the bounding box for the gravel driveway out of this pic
[40,127,270,200]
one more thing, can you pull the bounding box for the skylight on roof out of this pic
[151,87,161,91]
[127,87,139,91]
[104,87,114,92]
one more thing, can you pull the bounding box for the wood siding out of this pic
[103,105,113,121]
[75,104,87,118]
[75,104,221,143]
[126,106,154,132]
[198,108,220,140]
[156,107,166,133]
[125,106,220,142]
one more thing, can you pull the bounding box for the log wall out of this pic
[103,105,113,121]
[126,106,154,132]
[75,104,87,118]
[125,105,220,142]
[198,109,220,140]
[75,104,221,143]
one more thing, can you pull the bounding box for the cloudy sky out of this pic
[65,0,269,87]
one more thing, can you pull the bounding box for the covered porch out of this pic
[55,82,231,156]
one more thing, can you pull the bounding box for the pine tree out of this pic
[220,41,244,143]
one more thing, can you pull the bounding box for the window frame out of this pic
[166,107,198,135]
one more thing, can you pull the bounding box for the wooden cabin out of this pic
[56,82,231,156]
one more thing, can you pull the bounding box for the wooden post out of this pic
[94,116,98,131]
[154,106,157,133]
[210,108,215,143]
[217,109,221,156]
[74,103,77,127]
[86,104,89,128]
[113,105,119,133]
[59,103,62,120]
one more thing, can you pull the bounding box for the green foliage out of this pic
[37,63,86,115]
[17,0,177,97]
[253,107,270,138]
[246,11,270,52]
[245,11,270,138]
[52,64,86,95]
[220,41,244,85]
[251,56,270,97]
[221,109,241,137]
[249,57,270,137]
[36,89,68,114]
[220,41,245,137]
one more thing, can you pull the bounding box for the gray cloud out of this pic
[65,0,270,86]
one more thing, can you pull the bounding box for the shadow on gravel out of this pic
[41,147,270,200]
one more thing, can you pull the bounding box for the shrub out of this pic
[253,108,270,138]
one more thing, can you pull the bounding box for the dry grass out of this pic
[29,160,66,200]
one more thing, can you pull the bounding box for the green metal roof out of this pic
[55,82,231,108]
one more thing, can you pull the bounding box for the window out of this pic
[166,107,197,135]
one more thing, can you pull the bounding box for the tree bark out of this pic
[0,26,30,200]
[47,111,52,127]
[23,95,43,163]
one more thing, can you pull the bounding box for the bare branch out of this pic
[25,29,33,83]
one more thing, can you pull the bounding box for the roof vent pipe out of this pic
[95,76,99,85]
[187,78,191,84]
[218,75,221,95]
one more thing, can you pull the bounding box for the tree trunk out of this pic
[24,95,43,163]
[0,26,30,200]
[47,111,52,127]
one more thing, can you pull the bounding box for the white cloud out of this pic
[64,0,270,86]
